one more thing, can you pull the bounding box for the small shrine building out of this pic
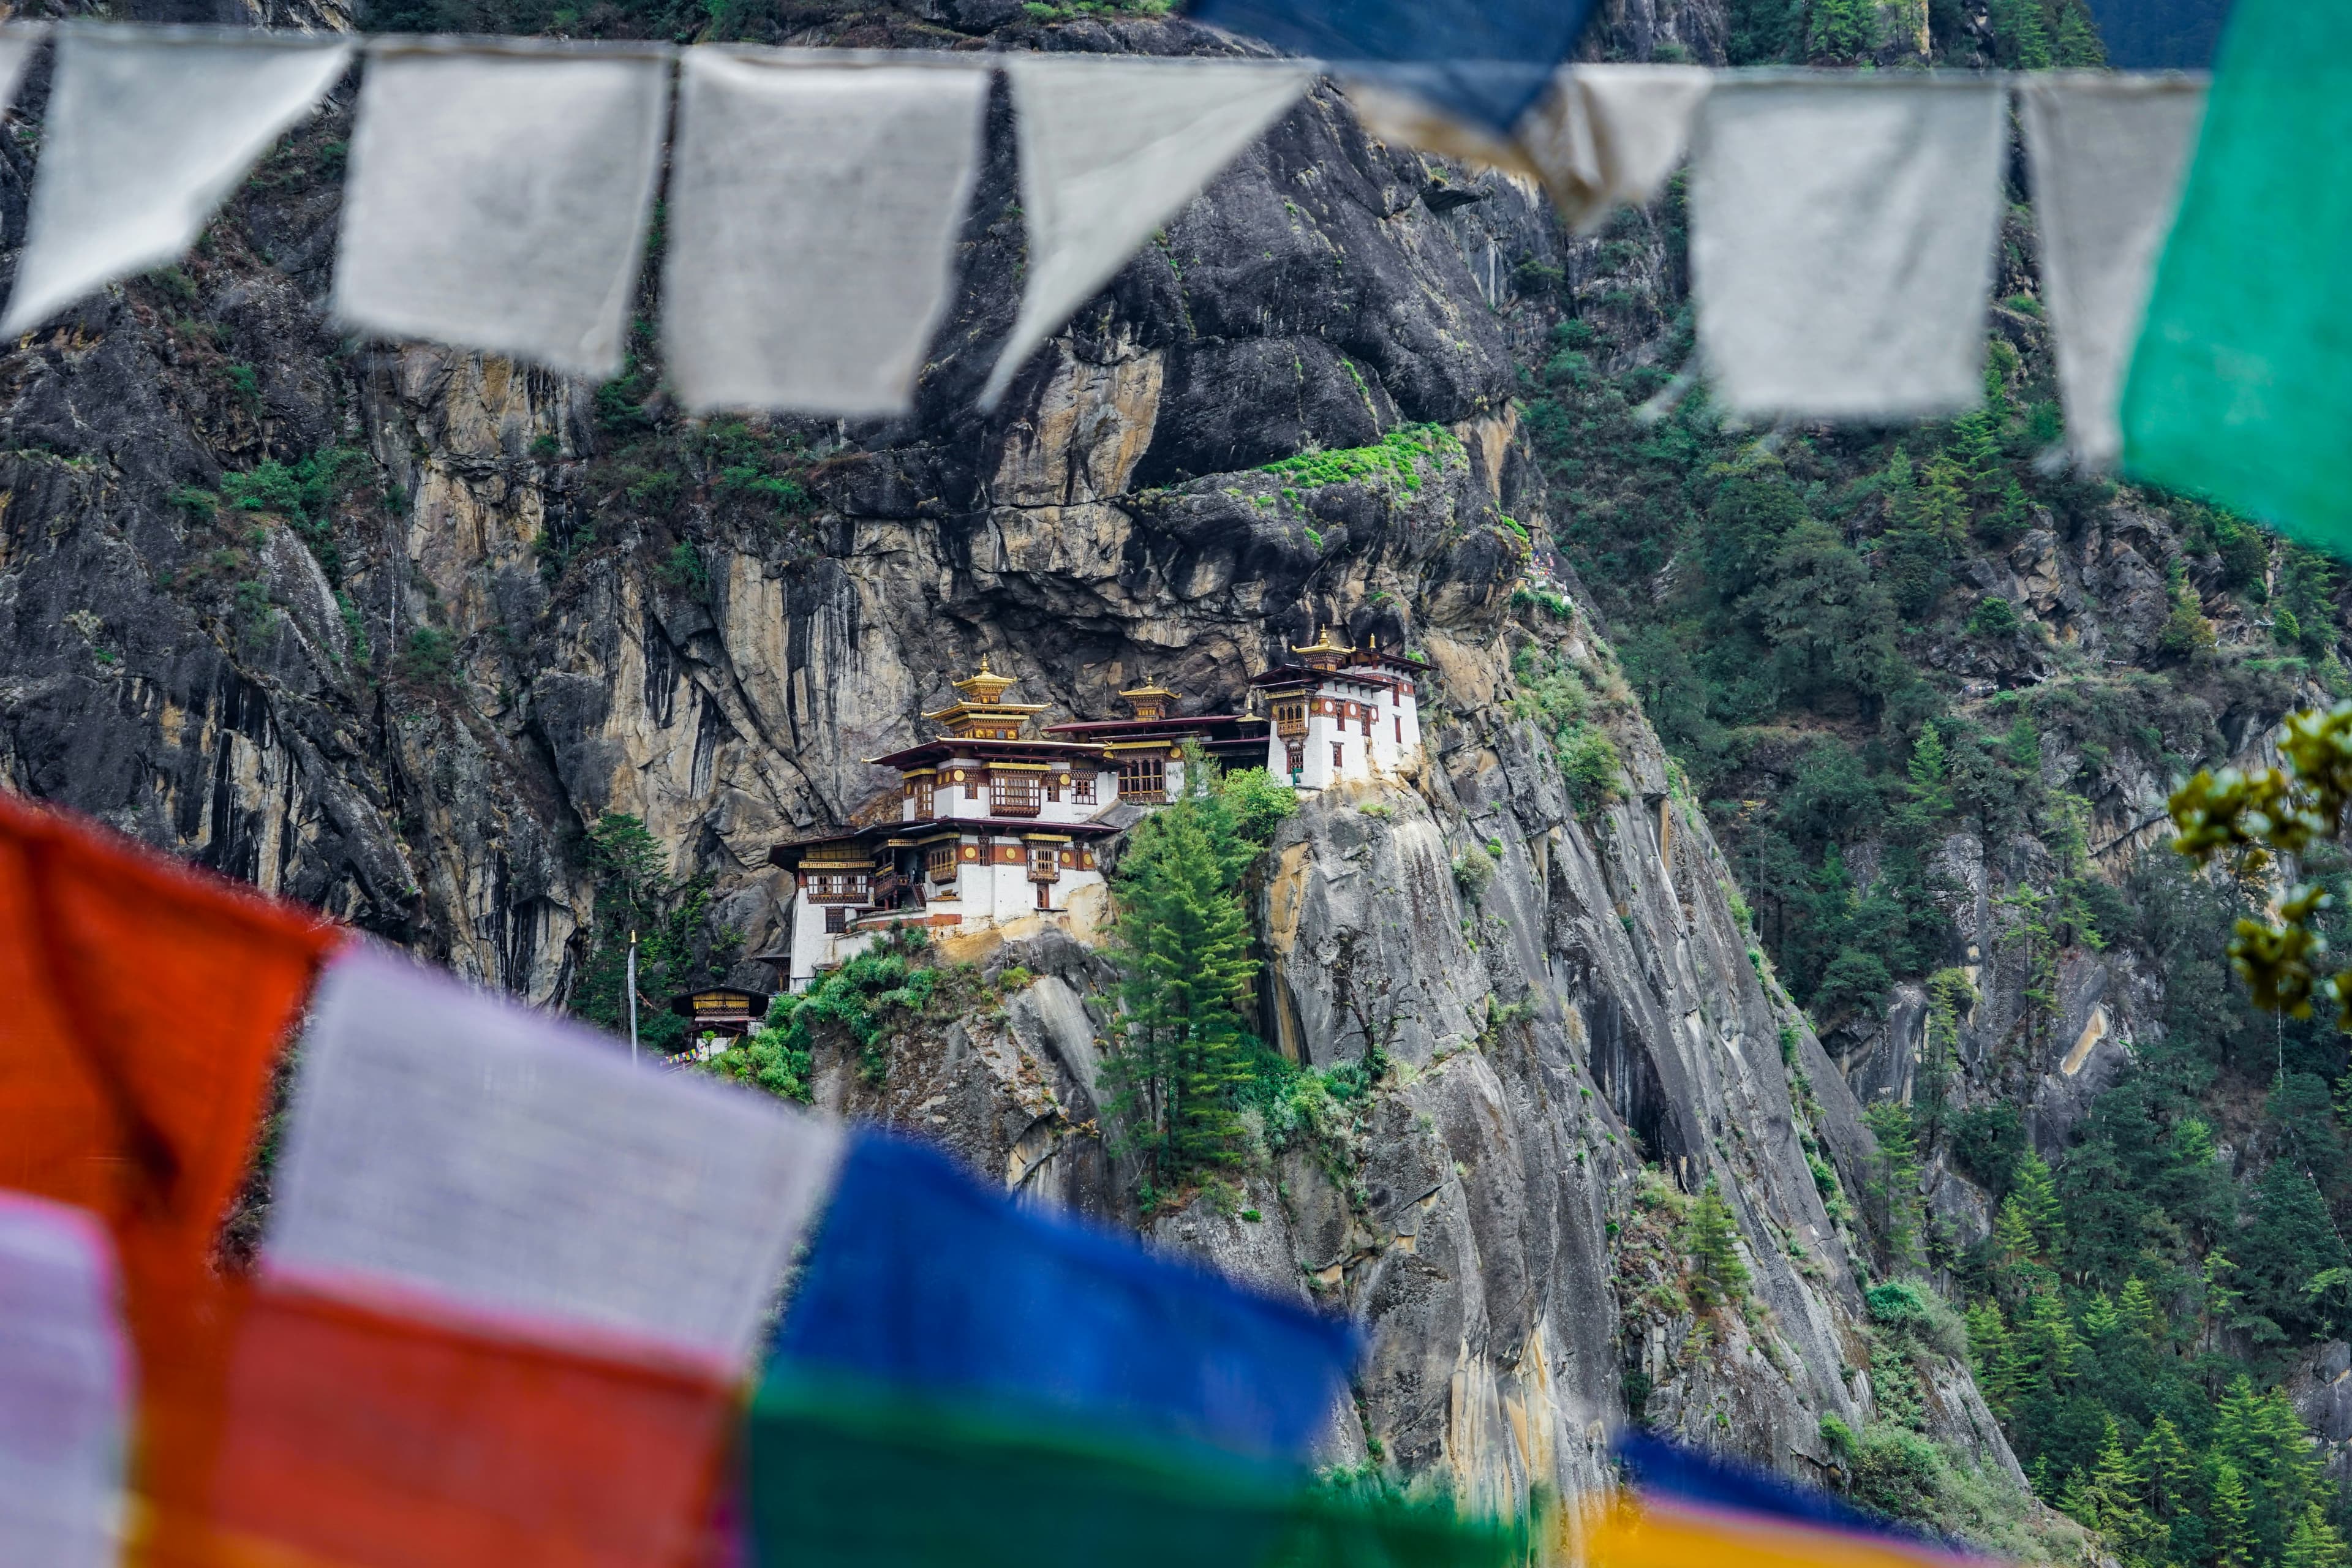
[769,633,1427,989]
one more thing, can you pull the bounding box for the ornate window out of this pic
[1286,741,1303,780]
[1332,742,1344,771]
[1273,699,1306,737]
[925,843,957,883]
[1118,755,1166,802]
[804,870,870,905]
[913,777,935,818]
[992,772,1042,816]
[1073,773,1096,804]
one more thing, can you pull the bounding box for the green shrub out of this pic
[1967,595,2021,638]
[1558,726,1624,816]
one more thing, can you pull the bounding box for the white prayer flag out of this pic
[1518,64,1711,233]
[982,55,1314,408]
[664,50,988,416]
[0,1194,127,1568]
[0,23,47,127]
[2019,74,2206,468]
[331,39,669,380]
[265,944,845,1368]
[1690,77,2007,420]
[1,25,351,338]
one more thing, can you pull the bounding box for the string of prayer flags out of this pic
[0,24,352,339]
[771,1131,1359,1461]
[2018,74,2206,470]
[0,1194,127,1568]
[164,941,845,1566]
[2120,0,2352,556]
[331,38,669,380]
[1184,0,1598,136]
[979,55,1314,409]
[1689,76,2007,421]
[663,50,989,417]
[267,943,845,1368]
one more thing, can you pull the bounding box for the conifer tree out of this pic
[2212,1464,2257,1568]
[2081,1291,2118,1341]
[1685,1178,1750,1310]
[2013,1151,2067,1254]
[2051,0,2105,67]
[1099,748,1294,1194]
[2138,1414,2198,1525]
[1861,1099,1924,1268]
[2117,1277,2158,1343]
[2285,1503,2351,1568]
[2086,1415,2158,1560]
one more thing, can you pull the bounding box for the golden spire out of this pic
[1118,680,1180,721]
[1289,625,1354,669]
[949,655,1019,707]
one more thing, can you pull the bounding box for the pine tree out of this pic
[1967,1298,2016,1415]
[2086,1415,2158,1561]
[1101,755,1284,1191]
[1862,1099,1924,1268]
[2051,0,2105,66]
[1989,0,2054,67]
[2117,1277,2158,1343]
[2013,1150,2067,1254]
[2138,1414,2197,1523]
[2284,1504,2351,1568]
[2081,1291,2119,1340]
[2212,1463,2258,1568]
[1686,1178,1751,1310]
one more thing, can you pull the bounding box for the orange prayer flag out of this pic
[0,791,343,1546]
[149,1276,735,1568]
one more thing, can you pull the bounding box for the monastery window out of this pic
[1360,705,1373,737]
[992,772,1041,816]
[1285,741,1303,780]
[805,870,870,905]
[913,777,934,818]
[1028,845,1059,881]
[825,907,848,933]
[1073,773,1096,804]
[1332,741,1344,771]
[1394,716,1402,745]
[1118,755,1166,803]
[1046,775,1061,803]
[1273,699,1306,737]
[925,843,957,883]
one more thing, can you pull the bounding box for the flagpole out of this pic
[626,930,639,1066]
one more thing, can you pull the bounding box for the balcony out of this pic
[1028,864,1061,883]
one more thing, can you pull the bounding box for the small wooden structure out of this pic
[667,984,772,1040]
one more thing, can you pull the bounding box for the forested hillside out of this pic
[1528,4,2352,1562]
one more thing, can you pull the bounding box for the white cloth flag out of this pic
[1,26,350,338]
[664,51,988,416]
[1344,65,1706,233]
[1690,77,2007,420]
[2019,74,2206,468]
[1518,65,1711,233]
[982,55,1314,407]
[265,944,845,1368]
[0,1194,127,1568]
[332,39,669,380]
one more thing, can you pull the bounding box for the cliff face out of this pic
[0,8,2036,1523]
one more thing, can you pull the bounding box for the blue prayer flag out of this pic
[771,1133,1360,1463]
[1182,0,1597,135]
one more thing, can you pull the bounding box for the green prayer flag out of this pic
[745,1373,1529,1568]
[2119,0,2352,556]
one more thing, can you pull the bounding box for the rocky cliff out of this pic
[0,4,2054,1534]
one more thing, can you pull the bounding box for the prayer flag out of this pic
[746,1371,1526,1568]
[1184,0,1597,136]
[2018,74,2205,469]
[266,943,844,1369]
[332,38,669,380]
[1689,77,2007,421]
[981,55,1313,409]
[771,1133,1357,1461]
[0,22,44,115]
[1518,66,1712,235]
[663,50,989,416]
[2120,0,2352,556]
[0,24,352,337]
[187,1276,737,1568]
[1588,1434,1986,1568]
[0,1194,127,1568]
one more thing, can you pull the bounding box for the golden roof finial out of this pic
[1289,625,1355,666]
[950,657,1019,706]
